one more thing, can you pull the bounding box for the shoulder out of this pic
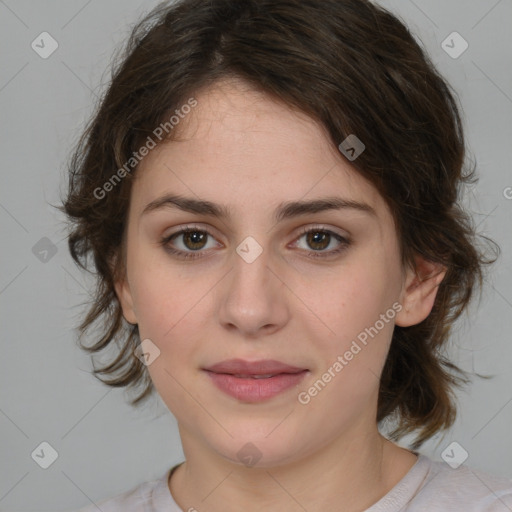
[72,481,157,512]
[70,470,172,512]
[412,456,512,511]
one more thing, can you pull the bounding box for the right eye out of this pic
[160,226,222,260]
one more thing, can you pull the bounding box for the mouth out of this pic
[202,359,309,402]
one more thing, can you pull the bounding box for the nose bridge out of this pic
[216,236,289,336]
[234,237,273,290]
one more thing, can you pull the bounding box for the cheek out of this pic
[133,274,215,353]
[295,269,398,421]
[128,240,210,337]
[294,247,403,400]
[298,255,401,343]
[129,265,210,415]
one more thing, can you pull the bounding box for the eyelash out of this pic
[159,224,351,261]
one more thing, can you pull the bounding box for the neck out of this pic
[169,425,418,512]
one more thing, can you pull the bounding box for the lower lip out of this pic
[204,370,308,402]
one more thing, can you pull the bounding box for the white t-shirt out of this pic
[73,454,512,511]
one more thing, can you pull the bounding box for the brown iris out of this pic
[182,230,207,250]
[306,231,330,251]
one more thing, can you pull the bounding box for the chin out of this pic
[210,430,307,470]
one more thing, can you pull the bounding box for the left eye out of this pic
[293,229,345,253]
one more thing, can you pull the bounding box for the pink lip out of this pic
[203,359,308,402]
[204,358,306,375]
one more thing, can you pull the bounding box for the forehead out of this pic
[130,77,390,224]
[160,77,340,171]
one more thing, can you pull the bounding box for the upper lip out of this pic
[204,359,307,375]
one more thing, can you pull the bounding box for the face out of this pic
[115,77,443,467]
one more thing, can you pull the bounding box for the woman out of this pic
[62,0,512,510]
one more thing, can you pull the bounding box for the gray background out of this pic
[1,0,511,510]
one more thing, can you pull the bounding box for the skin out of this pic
[114,77,446,512]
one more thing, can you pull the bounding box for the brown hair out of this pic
[60,0,498,449]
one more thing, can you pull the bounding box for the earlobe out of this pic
[395,256,446,328]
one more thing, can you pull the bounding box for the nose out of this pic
[216,242,290,338]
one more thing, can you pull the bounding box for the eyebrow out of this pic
[141,193,376,222]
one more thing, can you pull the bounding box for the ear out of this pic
[111,255,138,325]
[395,255,446,328]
